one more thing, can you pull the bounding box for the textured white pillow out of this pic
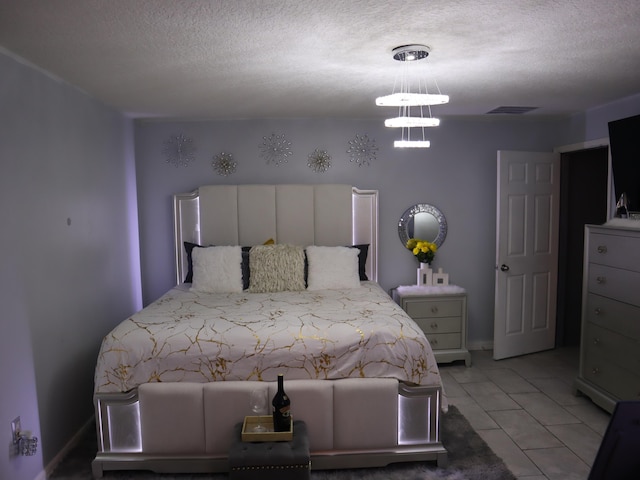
[248,244,306,293]
[306,246,361,290]
[191,246,243,293]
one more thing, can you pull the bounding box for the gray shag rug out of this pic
[50,406,515,480]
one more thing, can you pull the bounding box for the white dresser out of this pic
[574,223,640,413]
[393,286,471,367]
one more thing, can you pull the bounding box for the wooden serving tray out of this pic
[241,415,293,442]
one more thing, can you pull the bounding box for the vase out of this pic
[417,262,433,286]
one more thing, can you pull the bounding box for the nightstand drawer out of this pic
[393,288,470,366]
[405,299,462,319]
[413,316,461,334]
[424,333,461,350]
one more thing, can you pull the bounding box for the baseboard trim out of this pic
[37,416,94,480]
[467,341,493,352]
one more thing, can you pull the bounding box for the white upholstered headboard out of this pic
[173,184,379,284]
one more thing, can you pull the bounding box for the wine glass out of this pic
[249,389,268,432]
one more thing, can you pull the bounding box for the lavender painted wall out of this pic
[0,49,140,478]
[564,93,640,144]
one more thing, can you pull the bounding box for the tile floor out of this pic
[439,346,611,480]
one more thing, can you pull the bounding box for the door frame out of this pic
[553,137,610,348]
[554,138,612,216]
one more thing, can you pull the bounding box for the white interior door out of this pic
[494,150,560,360]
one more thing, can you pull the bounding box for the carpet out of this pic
[49,406,515,480]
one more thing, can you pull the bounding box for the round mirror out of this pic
[398,204,447,248]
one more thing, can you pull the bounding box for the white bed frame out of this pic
[92,184,447,477]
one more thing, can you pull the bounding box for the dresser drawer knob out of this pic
[430,322,439,330]
[593,338,601,345]
[596,276,606,284]
[596,245,607,254]
[594,308,602,316]
[431,306,439,314]
[592,367,601,375]
[431,338,438,345]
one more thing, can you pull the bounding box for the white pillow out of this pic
[191,246,243,293]
[306,246,361,290]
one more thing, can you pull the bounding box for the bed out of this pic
[92,184,447,477]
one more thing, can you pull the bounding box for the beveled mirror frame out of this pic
[398,203,448,248]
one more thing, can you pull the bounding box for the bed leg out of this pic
[91,459,104,479]
[436,451,449,468]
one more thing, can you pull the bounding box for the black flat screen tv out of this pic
[608,114,640,214]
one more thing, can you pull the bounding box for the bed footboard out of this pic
[92,379,446,478]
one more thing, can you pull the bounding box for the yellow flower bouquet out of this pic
[406,238,437,265]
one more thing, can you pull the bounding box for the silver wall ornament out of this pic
[307,149,332,173]
[347,134,378,167]
[212,152,237,176]
[259,133,293,166]
[162,133,196,167]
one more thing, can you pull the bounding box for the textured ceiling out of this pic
[1,0,639,120]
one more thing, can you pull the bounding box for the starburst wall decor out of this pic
[307,149,332,173]
[347,134,378,167]
[259,133,293,166]
[162,133,196,167]
[211,152,237,176]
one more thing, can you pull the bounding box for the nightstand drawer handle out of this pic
[430,322,439,330]
[597,245,607,254]
[596,276,606,284]
[594,307,601,315]
[431,338,438,345]
[592,367,601,375]
[593,337,601,345]
[430,306,439,314]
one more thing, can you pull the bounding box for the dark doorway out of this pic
[556,146,609,346]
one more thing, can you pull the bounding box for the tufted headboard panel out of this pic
[173,184,378,284]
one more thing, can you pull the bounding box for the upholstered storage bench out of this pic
[229,420,310,480]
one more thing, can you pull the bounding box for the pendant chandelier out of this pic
[376,45,448,148]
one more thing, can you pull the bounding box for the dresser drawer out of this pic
[582,347,640,401]
[588,232,640,272]
[404,298,462,319]
[583,322,640,372]
[413,316,461,334]
[424,333,461,350]
[587,264,640,306]
[585,294,640,339]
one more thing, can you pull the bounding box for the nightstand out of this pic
[393,286,471,367]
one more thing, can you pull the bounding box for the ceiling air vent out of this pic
[486,106,538,115]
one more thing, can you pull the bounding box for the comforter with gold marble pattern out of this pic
[94,282,442,393]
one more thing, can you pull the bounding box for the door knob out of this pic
[500,264,510,272]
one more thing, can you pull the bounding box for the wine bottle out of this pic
[272,374,291,432]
